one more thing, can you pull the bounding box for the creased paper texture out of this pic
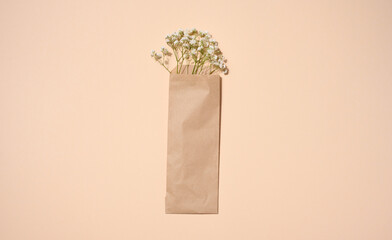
[165,70,221,214]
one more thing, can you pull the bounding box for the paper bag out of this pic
[165,67,221,214]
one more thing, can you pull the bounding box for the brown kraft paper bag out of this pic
[165,66,221,214]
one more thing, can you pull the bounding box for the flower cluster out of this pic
[150,47,171,73]
[151,28,229,75]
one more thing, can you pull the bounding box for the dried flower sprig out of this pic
[150,48,171,73]
[151,28,229,75]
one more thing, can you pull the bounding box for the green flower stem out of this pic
[170,47,180,73]
[192,57,198,74]
[192,55,202,74]
[159,58,170,73]
[194,56,205,74]
[199,64,204,74]
[197,58,207,74]
[179,48,185,73]
[209,67,217,75]
[161,63,170,73]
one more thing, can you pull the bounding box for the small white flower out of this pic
[150,50,156,57]
[207,49,214,55]
[154,53,162,60]
[172,33,180,41]
[161,47,167,54]
[190,39,197,45]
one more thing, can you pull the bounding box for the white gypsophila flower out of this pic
[197,46,203,51]
[172,33,179,41]
[190,39,197,46]
[201,30,209,37]
[173,40,179,47]
[191,49,197,55]
[161,47,169,55]
[151,50,156,57]
[207,49,214,55]
[183,43,190,49]
[223,69,228,75]
[154,53,162,60]
[178,29,184,35]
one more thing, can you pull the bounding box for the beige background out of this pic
[1,0,392,239]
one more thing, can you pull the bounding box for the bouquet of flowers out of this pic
[155,29,225,214]
[151,28,229,75]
